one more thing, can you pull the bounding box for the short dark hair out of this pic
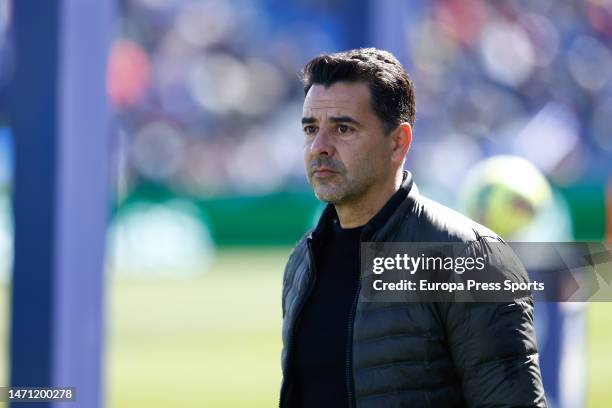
[301,48,416,133]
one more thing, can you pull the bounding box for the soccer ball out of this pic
[459,156,552,239]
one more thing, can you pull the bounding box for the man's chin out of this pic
[313,186,352,204]
[313,188,342,204]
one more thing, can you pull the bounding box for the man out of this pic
[280,48,546,407]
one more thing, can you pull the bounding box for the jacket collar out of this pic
[309,171,415,243]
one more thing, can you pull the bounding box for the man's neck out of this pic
[334,171,403,229]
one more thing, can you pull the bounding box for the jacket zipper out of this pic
[346,268,361,408]
[279,238,318,408]
[347,233,369,408]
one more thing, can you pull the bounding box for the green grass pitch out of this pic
[0,247,609,407]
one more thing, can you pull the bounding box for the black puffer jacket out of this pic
[280,173,547,407]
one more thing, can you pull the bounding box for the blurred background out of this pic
[0,0,611,407]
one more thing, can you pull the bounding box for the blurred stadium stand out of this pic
[0,0,609,253]
[104,0,610,248]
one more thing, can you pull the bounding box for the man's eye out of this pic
[337,125,351,134]
[304,126,317,135]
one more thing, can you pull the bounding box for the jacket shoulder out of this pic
[407,192,502,243]
[408,194,528,280]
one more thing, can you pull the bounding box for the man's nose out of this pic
[310,129,335,157]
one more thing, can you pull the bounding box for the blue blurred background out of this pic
[0,0,610,407]
[108,0,609,250]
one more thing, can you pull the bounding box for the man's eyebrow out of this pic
[329,116,361,126]
[301,115,362,126]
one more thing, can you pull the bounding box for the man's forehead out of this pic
[303,82,370,116]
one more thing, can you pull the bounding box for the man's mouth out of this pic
[312,168,338,178]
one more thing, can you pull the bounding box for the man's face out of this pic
[302,81,395,204]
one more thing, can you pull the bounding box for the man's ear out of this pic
[390,122,412,164]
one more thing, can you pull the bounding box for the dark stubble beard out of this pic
[307,155,379,205]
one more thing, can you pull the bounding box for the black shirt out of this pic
[292,178,410,407]
[293,221,362,407]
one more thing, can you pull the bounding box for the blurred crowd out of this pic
[403,0,612,203]
[106,0,612,203]
[0,0,610,201]
[110,0,344,198]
